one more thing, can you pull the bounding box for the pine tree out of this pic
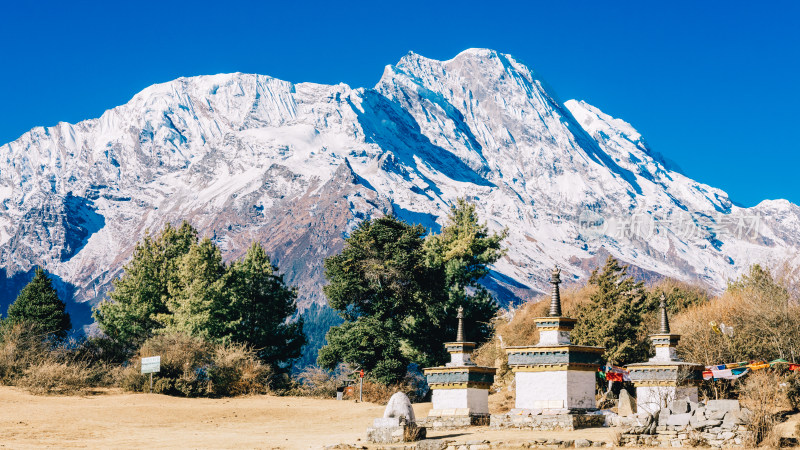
[158,237,232,341]
[410,199,506,366]
[227,242,305,369]
[7,268,72,339]
[93,221,197,347]
[319,216,432,382]
[319,202,507,382]
[571,256,649,365]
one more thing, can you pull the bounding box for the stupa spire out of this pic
[456,306,465,342]
[549,266,562,317]
[659,294,670,334]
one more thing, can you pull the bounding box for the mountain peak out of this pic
[1,48,798,332]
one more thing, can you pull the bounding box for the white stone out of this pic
[430,388,489,415]
[384,392,415,423]
[650,346,679,362]
[537,330,572,346]
[515,370,596,410]
[373,417,401,427]
[617,389,636,416]
[446,352,473,367]
[636,385,698,415]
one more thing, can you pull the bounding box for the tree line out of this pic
[1,198,505,388]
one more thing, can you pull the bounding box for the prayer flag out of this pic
[606,372,624,382]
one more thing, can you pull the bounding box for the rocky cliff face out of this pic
[1,49,798,331]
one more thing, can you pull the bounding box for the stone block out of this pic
[708,410,726,420]
[667,413,691,427]
[720,431,736,440]
[575,439,591,448]
[670,399,689,414]
[373,417,401,428]
[701,419,723,428]
[366,423,426,444]
[695,406,706,417]
[723,410,747,425]
[706,399,740,412]
[618,390,636,417]
[657,408,671,426]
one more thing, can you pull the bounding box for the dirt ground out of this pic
[0,386,796,449]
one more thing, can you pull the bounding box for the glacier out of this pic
[1,48,799,333]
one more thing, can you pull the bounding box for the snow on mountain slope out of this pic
[0,48,797,330]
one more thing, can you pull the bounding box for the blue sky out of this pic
[1,1,798,206]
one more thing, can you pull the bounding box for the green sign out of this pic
[141,356,161,374]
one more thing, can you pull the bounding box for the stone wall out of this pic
[614,398,752,448]
[417,414,490,430]
[490,410,605,431]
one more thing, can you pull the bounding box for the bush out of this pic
[118,333,270,397]
[290,365,350,398]
[0,321,115,394]
[18,360,97,395]
[740,371,784,447]
[786,371,800,411]
[207,342,272,396]
[0,321,52,383]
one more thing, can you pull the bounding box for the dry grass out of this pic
[740,371,785,447]
[117,333,272,397]
[18,360,97,395]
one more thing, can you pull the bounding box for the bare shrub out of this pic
[290,364,351,398]
[18,360,96,395]
[786,371,800,411]
[207,342,272,396]
[118,333,273,397]
[740,371,784,447]
[0,322,52,382]
[353,380,423,404]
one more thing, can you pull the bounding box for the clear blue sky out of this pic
[1,1,798,206]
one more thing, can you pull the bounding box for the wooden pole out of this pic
[150,372,153,393]
[359,375,363,402]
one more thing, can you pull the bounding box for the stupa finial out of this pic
[456,306,465,342]
[549,266,562,317]
[659,294,670,334]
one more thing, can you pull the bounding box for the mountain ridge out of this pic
[1,49,798,333]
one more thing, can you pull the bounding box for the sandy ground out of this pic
[0,386,796,449]
[0,387,617,449]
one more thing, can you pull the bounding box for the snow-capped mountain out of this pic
[1,49,798,328]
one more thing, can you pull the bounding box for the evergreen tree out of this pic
[317,316,407,385]
[158,237,232,341]
[410,199,506,366]
[227,242,305,369]
[93,221,197,347]
[319,202,506,382]
[572,256,649,365]
[322,216,432,323]
[7,268,71,339]
[319,216,431,382]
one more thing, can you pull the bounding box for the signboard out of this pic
[141,356,161,374]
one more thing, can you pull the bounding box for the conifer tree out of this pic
[319,201,506,382]
[410,199,506,366]
[319,216,431,382]
[571,256,649,365]
[93,221,197,347]
[7,268,72,339]
[227,242,305,369]
[158,237,232,341]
